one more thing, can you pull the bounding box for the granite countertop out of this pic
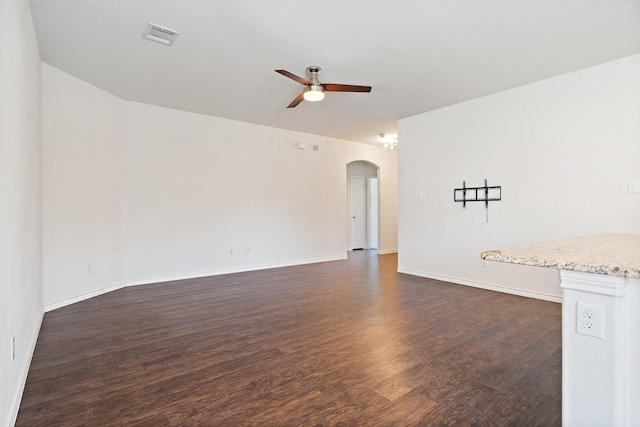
[481,234,640,278]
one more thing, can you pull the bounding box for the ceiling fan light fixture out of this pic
[303,85,325,102]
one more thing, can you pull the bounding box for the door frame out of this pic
[350,175,366,250]
[346,161,380,251]
[368,176,379,250]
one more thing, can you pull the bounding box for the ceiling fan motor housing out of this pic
[306,66,323,90]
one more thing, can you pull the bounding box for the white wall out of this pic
[0,1,43,426]
[124,102,398,285]
[42,64,125,310]
[41,66,397,298]
[398,54,640,301]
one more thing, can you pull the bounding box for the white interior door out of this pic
[351,176,366,249]
[368,177,378,249]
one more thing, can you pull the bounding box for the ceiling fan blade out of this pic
[323,83,372,93]
[287,92,305,108]
[275,69,312,86]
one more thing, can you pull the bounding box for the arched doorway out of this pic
[346,161,380,251]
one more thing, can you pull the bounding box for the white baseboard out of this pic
[44,281,127,312]
[44,256,350,310]
[8,310,43,427]
[127,255,348,287]
[377,248,398,255]
[397,268,562,303]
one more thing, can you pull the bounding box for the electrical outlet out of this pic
[576,302,604,339]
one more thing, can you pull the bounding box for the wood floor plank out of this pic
[16,251,561,426]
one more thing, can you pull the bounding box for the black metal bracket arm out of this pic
[454,179,501,208]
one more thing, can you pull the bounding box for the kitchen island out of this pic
[482,234,640,427]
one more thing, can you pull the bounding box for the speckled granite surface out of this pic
[481,234,640,278]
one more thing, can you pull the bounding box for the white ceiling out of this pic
[29,0,640,145]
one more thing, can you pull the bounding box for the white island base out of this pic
[482,234,640,426]
[560,270,640,426]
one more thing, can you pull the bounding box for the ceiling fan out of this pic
[275,66,372,108]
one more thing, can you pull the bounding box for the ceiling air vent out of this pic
[143,23,179,46]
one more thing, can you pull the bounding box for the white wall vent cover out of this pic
[143,23,179,46]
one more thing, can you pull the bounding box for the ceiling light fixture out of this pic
[303,85,325,102]
[379,133,398,150]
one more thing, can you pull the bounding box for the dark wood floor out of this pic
[17,251,561,426]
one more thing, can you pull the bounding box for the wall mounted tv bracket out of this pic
[454,179,501,222]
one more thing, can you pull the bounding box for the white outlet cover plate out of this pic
[576,302,604,339]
